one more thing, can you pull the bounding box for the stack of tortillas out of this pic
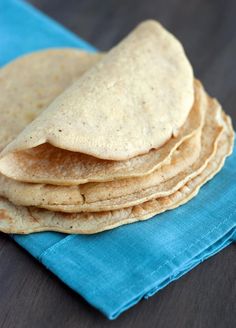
[0,20,234,234]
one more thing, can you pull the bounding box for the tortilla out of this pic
[0,20,194,162]
[0,81,202,185]
[0,109,233,234]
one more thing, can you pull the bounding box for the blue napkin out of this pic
[1,0,235,320]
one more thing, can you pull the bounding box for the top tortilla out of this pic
[0,47,198,185]
[0,20,194,161]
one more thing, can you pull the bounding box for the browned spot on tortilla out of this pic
[0,209,11,222]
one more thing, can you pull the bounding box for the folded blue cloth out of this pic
[1,0,235,320]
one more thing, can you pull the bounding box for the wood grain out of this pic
[0,0,235,327]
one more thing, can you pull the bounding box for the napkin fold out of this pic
[1,0,235,319]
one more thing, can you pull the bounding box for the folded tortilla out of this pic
[0,20,194,165]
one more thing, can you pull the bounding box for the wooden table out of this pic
[0,0,235,327]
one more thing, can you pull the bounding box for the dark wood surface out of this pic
[0,0,236,327]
